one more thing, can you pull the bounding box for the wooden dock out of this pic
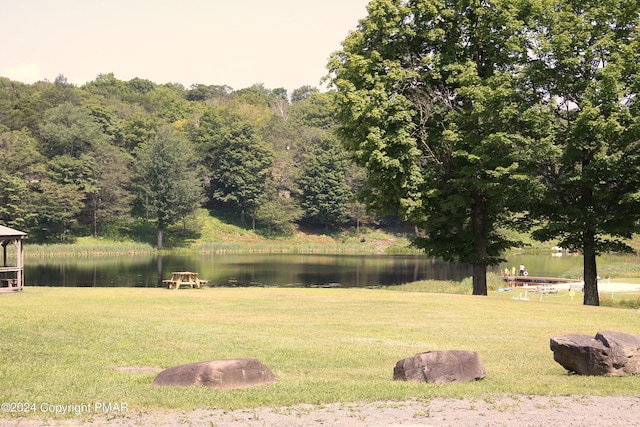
[501,275,581,287]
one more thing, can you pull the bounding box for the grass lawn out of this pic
[1,286,639,420]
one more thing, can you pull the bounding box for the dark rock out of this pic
[550,330,640,376]
[152,358,276,388]
[393,350,486,384]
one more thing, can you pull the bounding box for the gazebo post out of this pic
[2,240,7,267]
[14,238,24,290]
[0,225,28,293]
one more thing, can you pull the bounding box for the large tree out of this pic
[82,142,134,237]
[298,133,352,228]
[527,0,640,306]
[134,126,204,248]
[328,0,548,294]
[204,113,275,229]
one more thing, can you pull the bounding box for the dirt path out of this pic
[7,395,640,426]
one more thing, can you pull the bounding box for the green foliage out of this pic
[288,91,336,129]
[255,196,302,236]
[0,70,368,244]
[329,0,640,303]
[0,129,46,230]
[526,0,640,305]
[231,83,275,107]
[298,133,352,227]
[133,126,205,247]
[204,111,275,226]
[29,179,85,241]
[82,142,135,236]
[329,0,548,295]
[0,77,53,132]
[290,85,318,103]
[39,103,109,158]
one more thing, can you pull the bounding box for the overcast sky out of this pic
[0,0,370,91]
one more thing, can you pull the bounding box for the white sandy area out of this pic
[595,280,640,292]
[527,280,640,293]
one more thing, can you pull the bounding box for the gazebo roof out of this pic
[0,225,27,239]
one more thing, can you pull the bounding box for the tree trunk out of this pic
[157,256,164,287]
[93,197,98,238]
[157,227,164,249]
[583,230,599,306]
[472,263,488,296]
[583,253,599,306]
[471,192,488,296]
[580,172,599,306]
[252,206,256,231]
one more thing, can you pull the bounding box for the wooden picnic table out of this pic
[163,271,208,289]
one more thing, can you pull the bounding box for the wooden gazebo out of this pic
[0,225,27,293]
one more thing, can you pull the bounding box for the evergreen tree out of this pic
[299,134,352,228]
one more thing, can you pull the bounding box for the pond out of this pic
[23,252,590,288]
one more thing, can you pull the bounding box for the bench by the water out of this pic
[569,283,584,292]
[163,272,208,289]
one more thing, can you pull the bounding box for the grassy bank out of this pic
[1,287,639,422]
[22,209,416,257]
[23,237,414,258]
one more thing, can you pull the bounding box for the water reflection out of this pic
[26,254,479,288]
[23,252,597,288]
[496,253,586,278]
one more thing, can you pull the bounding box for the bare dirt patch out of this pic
[111,366,163,374]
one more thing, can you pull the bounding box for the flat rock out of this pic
[550,330,640,376]
[393,350,486,384]
[152,358,276,389]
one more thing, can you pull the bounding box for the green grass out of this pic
[1,287,639,421]
[385,273,508,294]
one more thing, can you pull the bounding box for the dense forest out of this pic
[0,74,372,246]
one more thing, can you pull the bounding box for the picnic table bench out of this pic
[163,272,208,289]
[569,283,584,292]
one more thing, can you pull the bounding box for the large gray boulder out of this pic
[152,358,276,388]
[550,330,640,376]
[393,350,486,384]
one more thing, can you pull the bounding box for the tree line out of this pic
[0,74,367,247]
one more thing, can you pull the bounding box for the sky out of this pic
[0,0,370,92]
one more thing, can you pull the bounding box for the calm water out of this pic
[22,252,591,288]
